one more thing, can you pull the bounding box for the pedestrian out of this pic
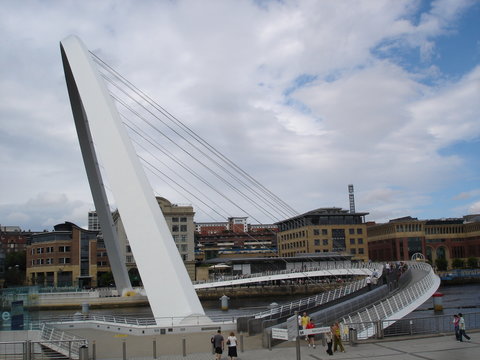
[453,314,460,341]
[211,329,224,360]
[332,322,345,353]
[226,331,238,360]
[306,318,316,348]
[301,312,310,341]
[325,327,333,356]
[458,313,471,341]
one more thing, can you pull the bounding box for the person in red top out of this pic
[306,318,316,348]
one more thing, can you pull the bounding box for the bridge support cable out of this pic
[91,53,299,218]
[89,52,341,278]
[92,58,298,216]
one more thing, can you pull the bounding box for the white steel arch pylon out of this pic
[60,35,205,324]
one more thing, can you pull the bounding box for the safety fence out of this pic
[343,311,480,342]
[342,261,440,338]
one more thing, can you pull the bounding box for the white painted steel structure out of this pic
[194,262,379,289]
[342,261,440,339]
[60,35,205,324]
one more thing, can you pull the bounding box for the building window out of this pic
[350,249,356,254]
[180,225,187,232]
[180,217,187,222]
[172,225,179,232]
[181,244,188,252]
[323,239,328,245]
[349,229,355,234]
[350,239,355,245]
[59,246,71,253]
[126,245,132,253]
[358,238,363,244]
[59,258,71,264]
[172,217,179,222]
[322,229,328,235]
[46,246,54,253]
[313,229,320,235]
[358,248,364,254]
[173,235,179,242]
[181,235,187,242]
[314,239,320,246]
[37,248,43,254]
[357,228,363,234]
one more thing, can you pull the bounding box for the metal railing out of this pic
[342,261,439,338]
[253,276,372,320]
[0,338,87,360]
[33,313,237,328]
[343,311,480,341]
[193,261,381,286]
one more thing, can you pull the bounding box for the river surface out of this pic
[32,283,480,320]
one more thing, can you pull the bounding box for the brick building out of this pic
[276,208,369,262]
[367,215,480,267]
[26,222,106,287]
[195,217,278,260]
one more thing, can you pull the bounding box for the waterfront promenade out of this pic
[152,333,477,360]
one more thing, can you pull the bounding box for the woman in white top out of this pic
[227,331,238,360]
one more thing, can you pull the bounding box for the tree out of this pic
[3,251,26,286]
[467,257,478,269]
[451,258,465,269]
[435,258,448,271]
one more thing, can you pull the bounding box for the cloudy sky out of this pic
[1,0,479,231]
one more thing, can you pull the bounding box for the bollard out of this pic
[220,295,230,311]
[123,340,127,360]
[375,321,384,339]
[25,340,32,360]
[240,334,244,353]
[92,340,96,360]
[348,328,357,346]
[79,344,88,360]
[182,338,186,357]
[153,339,157,359]
[82,302,90,315]
[432,292,444,312]
[268,330,272,351]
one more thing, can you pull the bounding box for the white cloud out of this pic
[0,0,478,229]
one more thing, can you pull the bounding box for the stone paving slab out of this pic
[97,333,479,360]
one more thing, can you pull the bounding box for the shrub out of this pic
[451,258,465,269]
[435,258,448,271]
[467,257,478,269]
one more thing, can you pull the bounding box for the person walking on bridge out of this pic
[458,313,471,341]
[332,322,345,353]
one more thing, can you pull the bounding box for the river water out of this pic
[32,283,480,320]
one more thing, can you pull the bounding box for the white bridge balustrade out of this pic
[193,261,381,289]
[253,275,375,320]
[342,261,440,340]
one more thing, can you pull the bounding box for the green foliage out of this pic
[451,258,465,269]
[97,271,114,287]
[467,257,478,268]
[435,258,448,271]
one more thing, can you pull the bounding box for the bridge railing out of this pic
[342,261,439,338]
[34,313,236,328]
[193,261,380,285]
[38,323,87,359]
[342,311,480,341]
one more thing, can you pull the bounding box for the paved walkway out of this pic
[149,334,479,360]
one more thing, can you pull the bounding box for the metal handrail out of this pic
[342,261,439,337]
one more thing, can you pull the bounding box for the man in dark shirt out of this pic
[211,329,224,359]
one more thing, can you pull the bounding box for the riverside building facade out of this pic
[114,197,196,280]
[195,217,278,260]
[367,215,480,267]
[26,222,105,287]
[276,208,369,261]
